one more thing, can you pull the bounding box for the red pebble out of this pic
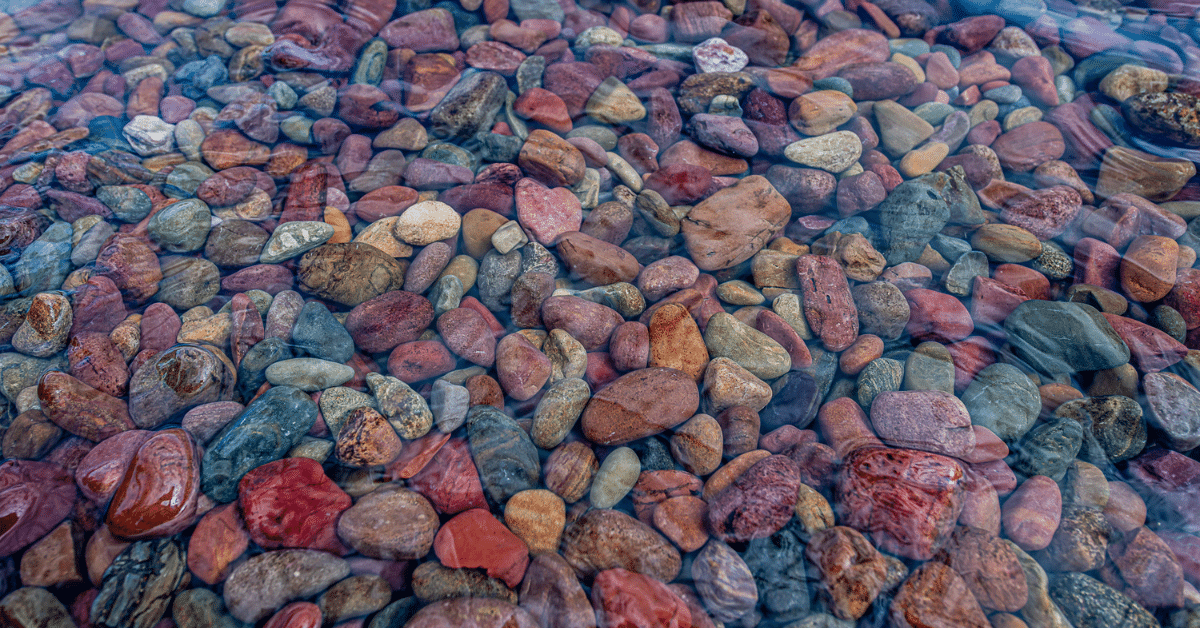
[591,568,692,628]
[106,428,201,540]
[238,457,351,554]
[434,508,529,587]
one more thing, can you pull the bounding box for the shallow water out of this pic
[0,0,1199,625]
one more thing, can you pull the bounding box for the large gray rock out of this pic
[961,363,1041,443]
[1004,301,1130,376]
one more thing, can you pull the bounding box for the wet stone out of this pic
[223,550,350,624]
[128,344,236,429]
[91,538,188,628]
[201,386,318,502]
[467,405,540,504]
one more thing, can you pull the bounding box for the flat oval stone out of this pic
[336,484,439,559]
[580,367,700,446]
[870,390,975,457]
[345,290,435,355]
[404,598,539,628]
[560,508,682,582]
[128,344,236,429]
[106,428,200,540]
[296,243,407,307]
[265,358,355,391]
[703,312,791,380]
[223,549,350,624]
[260,221,334,263]
[1004,301,1130,376]
[961,363,1042,443]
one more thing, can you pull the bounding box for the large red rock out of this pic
[187,502,251,585]
[73,429,154,504]
[706,455,802,543]
[238,457,352,554]
[591,568,692,628]
[407,437,488,514]
[106,428,201,540]
[836,447,965,560]
[434,508,530,587]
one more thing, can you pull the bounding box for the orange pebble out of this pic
[838,334,883,375]
[323,206,352,244]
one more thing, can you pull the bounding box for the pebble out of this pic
[1002,476,1062,551]
[870,390,974,456]
[435,508,529,587]
[784,131,862,173]
[223,549,349,623]
[837,446,963,560]
[590,446,641,508]
[581,367,699,445]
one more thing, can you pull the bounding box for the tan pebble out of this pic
[652,495,709,552]
[1103,480,1146,533]
[1063,460,1108,509]
[1038,383,1083,415]
[177,313,232,349]
[324,207,352,244]
[504,489,565,554]
[891,52,925,83]
[715,280,764,306]
[702,357,771,414]
[669,414,723,477]
[898,142,949,178]
[1088,363,1138,398]
[794,483,834,538]
[440,255,479,292]
[354,217,414,258]
[970,224,1043,263]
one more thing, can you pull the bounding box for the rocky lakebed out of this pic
[4,0,1200,625]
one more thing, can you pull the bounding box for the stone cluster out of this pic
[2,0,1200,625]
